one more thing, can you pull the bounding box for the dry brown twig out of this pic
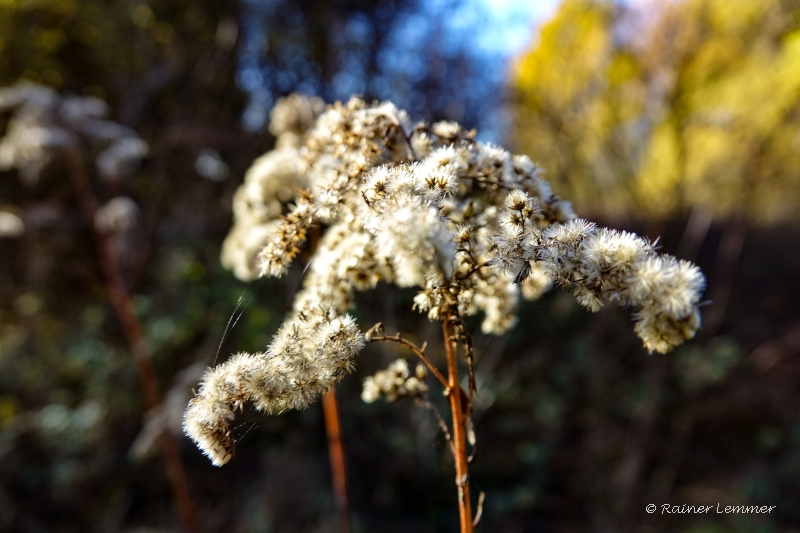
[365,322,449,389]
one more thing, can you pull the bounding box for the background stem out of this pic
[322,389,351,533]
[65,147,199,533]
[309,225,352,532]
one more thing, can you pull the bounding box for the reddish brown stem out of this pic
[308,225,351,533]
[158,432,199,532]
[64,147,199,533]
[322,389,351,533]
[443,317,473,533]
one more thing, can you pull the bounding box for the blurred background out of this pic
[1,0,799,531]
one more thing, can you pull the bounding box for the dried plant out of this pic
[185,94,706,531]
[0,83,198,532]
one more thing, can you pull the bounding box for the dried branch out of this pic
[366,323,449,389]
[64,146,199,533]
[417,399,456,458]
[457,260,492,281]
[321,389,351,533]
[472,491,485,527]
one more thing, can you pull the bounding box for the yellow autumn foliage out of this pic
[512,0,800,223]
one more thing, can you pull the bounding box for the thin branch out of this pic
[367,323,449,389]
[417,399,456,458]
[64,146,200,533]
[392,114,417,161]
[455,244,478,270]
[472,491,485,528]
[457,260,492,282]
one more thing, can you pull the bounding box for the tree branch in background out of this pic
[63,146,199,533]
[321,390,350,533]
[308,224,352,533]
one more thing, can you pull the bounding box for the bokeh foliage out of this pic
[512,0,800,222]
[505,1,800,530]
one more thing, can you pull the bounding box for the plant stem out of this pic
[64,147,199,533]
[368,325,449,389]
[443,317,473,533]
[322,389,351,533]
[307,224,352,532]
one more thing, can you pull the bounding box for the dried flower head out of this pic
[0,83,147,185]
[185,94,706,464]
[0,210,24,238]
[94,196,139,234]
[361,359,429,403]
